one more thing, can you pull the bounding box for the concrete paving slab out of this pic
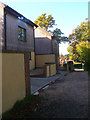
[31,71,69,94]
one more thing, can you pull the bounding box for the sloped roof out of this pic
[37,27,59,41]
[37,27,53,38]
[0,2,38,27]
[0,2,6,7]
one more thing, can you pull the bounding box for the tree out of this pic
[76,41,90,70]
[68,19,90,70]
[76,41,89,61]
[34,13,56,31]
[59,53,64,58]
[67,41,80,60]
[64,54,69,60]
[35,13,69,43]
[59,54,69,60]
[50,28,69,43]
[52,28,63,38]
[69,20,90,42]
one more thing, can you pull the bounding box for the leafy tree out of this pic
[67,41,80,60]
[59,53,64,58]
[52,28,63,38]
[68,19,90,70]
[35,13,69,43]
[34,13,55,31]
[76,41,88,61]
[69,20,90,42]
[76,41,90,70]
[50,28,69,43]
[64,54,69,60]
[60,54,69,60]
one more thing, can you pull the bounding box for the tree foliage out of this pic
[52,28,63,38]
[35,13,69,43]
[69,20,90,42]
[34,13,55,31]
[50,28,69,43]
[59,54,69,60]
[76,41,89,62]
[67,19,90,70]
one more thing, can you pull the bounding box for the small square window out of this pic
[18,26,26,41]
[29,52,31,60]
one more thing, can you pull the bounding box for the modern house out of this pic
[30,27,59,78]
[35,27,59,69]
[0,2,37,113]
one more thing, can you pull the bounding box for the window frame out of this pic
[18,26,26,42]
[29,52,31,60]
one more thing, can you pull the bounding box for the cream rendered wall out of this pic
[45,63,56,77]
[2,53,26,113]
[50,64,56,76]
[36,54,55,68]
[30,52,35,70]
[46,65,49,78]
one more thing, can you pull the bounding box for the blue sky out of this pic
[0,0,88,55]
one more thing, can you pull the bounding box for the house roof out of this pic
[0,2,38,27]
[0,2,5,7]
[37,27,59,42]
[37,27,53,38]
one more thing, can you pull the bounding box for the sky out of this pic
[0,0,89,55]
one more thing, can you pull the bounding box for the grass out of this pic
[2,94,40,120]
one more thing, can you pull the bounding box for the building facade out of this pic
[0,2,37,113]
[35,27,59,69]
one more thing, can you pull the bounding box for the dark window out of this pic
[18,26,26,41]
[29,52,31,60]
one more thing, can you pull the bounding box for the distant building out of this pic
[35,27,59,69]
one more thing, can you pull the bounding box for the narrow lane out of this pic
[34,71,88,118]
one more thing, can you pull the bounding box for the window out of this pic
[29,52,31,60]
[18,26,26,41]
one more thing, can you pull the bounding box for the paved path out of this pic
[30,71,88,118]
[30,71,68,94]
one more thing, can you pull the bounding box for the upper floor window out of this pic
[18,26,26,41]
[29,52,31,60]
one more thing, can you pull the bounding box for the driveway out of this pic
[30,71,88,118]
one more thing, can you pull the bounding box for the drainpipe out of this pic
[33,26,37,68]
[51,36,54,54]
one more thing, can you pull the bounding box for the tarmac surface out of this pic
[30,70,88,118]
